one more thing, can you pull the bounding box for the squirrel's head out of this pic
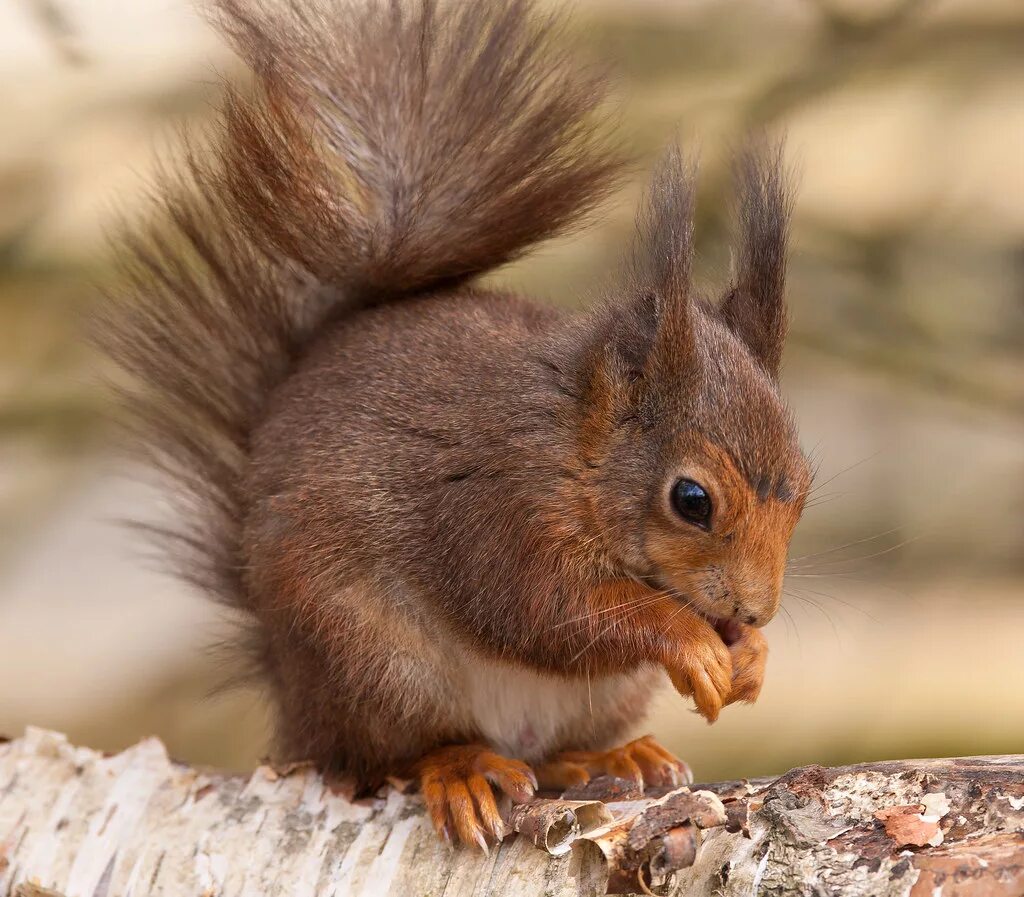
[573,144,810,627]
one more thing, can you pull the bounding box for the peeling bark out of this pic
[0,729,1020,896]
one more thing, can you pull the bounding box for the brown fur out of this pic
[103,0,811,796]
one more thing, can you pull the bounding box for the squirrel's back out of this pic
[103,0,623,619]
[245,287,574,603]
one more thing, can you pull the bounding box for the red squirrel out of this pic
[105,0,811,849]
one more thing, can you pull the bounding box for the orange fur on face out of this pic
[645,438,809,626]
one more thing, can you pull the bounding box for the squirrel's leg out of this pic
[660,613,770,714]
[413,744,537,851]
[582,580,734,721]
[535,734,692,792]
[580,580,769,718]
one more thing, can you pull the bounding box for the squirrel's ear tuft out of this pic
[620,145,698,372]
[580,145,698,397]
[632,145,696,303]
[719,141,795,378]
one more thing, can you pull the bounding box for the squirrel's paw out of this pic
[724,623,768,705]
[415,744,537,851]
[536,735,692,793]
[663,627,733,723]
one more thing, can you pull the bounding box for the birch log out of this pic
[0,728,1021,897]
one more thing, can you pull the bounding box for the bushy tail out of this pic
[104,0,622,611]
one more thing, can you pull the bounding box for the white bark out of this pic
[1,728,1021,897]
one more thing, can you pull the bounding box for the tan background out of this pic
[0,0,1021,782]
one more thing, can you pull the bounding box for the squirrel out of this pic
[104,0,811,849]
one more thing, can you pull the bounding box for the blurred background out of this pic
[0,0,1021,782]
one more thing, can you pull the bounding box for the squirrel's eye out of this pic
[671,479,712,529]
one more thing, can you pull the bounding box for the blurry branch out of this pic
[788,216,1024,418]
[790,331,1024,418]
[742,0,938,127]
[22,0,88,67]
[805,0,933,40]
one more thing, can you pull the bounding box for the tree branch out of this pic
[0,729,1020,896]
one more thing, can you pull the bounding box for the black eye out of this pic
[671,479,712,528]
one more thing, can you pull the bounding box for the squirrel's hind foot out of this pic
[414,744,537,851]
[535,735,692,793]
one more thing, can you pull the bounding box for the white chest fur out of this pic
[454,648,656,762]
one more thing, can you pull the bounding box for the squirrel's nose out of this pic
[743,595,779,628]
[733,585,780,628]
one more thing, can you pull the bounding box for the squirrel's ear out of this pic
[719,142,794,378]
[600,288,660,383]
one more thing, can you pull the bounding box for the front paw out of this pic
[663,622,733,723]
[724,623,768,705]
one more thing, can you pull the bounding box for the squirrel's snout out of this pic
[659,567,780,629]
[752,597,782,627]
[717,603,774,630]
[685,566,781,629]
[740,609,773,628]
[733,588,780,629]
[730,567,784,628]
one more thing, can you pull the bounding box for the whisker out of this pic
[785,571,871,580]
[567,589,689,665]
[785,581,881,623]
[774,601,795,640]
[778,603,802,659]
[800,451,881,500]
[785,589,843,647]
[787,527,903,567]
[802,492,846,510]
[547,588,671,631]
[568,626,607,666]
[788,533,924,572]
[587,664,594,729]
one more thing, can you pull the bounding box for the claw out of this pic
[537,735,692,794]
[535,759,590,791]
[414,744,535,849]
[474,830,490,856]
